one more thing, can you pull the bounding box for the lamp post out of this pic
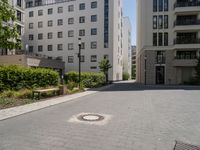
[78,38,82,89]
[144,55,147,85]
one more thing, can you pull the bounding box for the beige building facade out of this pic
[136,0,200,85]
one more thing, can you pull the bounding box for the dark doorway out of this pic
[156,66,165,84]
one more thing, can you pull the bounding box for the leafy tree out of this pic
[0,0,21,54]
[99,59,112,83]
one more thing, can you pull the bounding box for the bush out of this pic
[0,65,59,91]
[123,72,130,80]
[64,71,106,88]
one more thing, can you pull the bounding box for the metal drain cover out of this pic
[78,114,104,122]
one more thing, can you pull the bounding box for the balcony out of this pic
[174,38,200,44]
[174,19,200,26]
[173,56,198,67]
[174,1,200,8]
[174,1,200,13]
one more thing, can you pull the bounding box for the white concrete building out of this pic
[137,0,200,85]
[122,17,132,78]
[0,0,25,55]
[24,0,124,81]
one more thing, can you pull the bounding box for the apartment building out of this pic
[132,46,136,65]
[137,0,200,85]
[122,17,132,78]
[0,0,25,55]
[24,0,124,81]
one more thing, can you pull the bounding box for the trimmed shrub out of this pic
[0,65,59,91]
[64,71,106,88]
[123,72,130,80]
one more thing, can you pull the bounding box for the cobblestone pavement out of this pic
[0,81,200,150]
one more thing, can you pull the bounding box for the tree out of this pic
[0,0,21,54]
[132,65,136,79]
[99,59,112,83]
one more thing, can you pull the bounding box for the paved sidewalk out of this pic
[0,84,114,121]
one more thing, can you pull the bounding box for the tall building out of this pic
[24,0,124,81]
[122,17,132,78]
[137,0,200,85]
[0,0,25,55]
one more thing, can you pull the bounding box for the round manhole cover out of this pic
[77,114,104,122]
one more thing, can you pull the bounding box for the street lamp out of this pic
[78,38,82,89]
[144,55,147,85]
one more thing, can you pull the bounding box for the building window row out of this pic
[28,28,97,40]
[153,15,168,29]
[68,55,98,63]
[28,1,97,16]
[29,16,97,29]
[153,32,168,46]
[153,0,168,12]
[29,42,98,52]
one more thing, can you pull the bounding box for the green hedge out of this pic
[123,72,130,80]
[0,65,59,91]
[64,71,106,88]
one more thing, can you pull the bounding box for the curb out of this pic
[0,84,114,121]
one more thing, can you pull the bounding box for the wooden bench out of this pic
[174,141,200,150]
[32,88,60,100]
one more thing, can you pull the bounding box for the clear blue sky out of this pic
[123,0,136,46]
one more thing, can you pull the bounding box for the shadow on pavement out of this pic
[90,81,200,92]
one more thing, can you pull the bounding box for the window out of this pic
[91,66,97,69]
[164,32,168,46]
[158,15,163,29]
[29,46,33,53]
[29,23,33,29]
[91,1,97,8]
[79,3,85,10]
[104,0,109,48]
[79,29,85,36]
[58,7,63,13]
[91,55,97,62]
[38,33,43,40]
[68,18,74,24]
[57,44,63,51]
[29,34,34,40]
[91,15,97,22]
[159,0,163,11]
[68,43,74,50]
[79,16,85,23]
[57,32,63,38]
[153,0,157,12]
[164,15,168,29]
[29,11,34,17]
[91,41,97,49]
[38,21,43,28]
[153,33,157,46]
[68,30,74,37]
[38,10,43,16]
[68,5,74,12]
[48,45,53,51]
[80,56,85,62]
[38,45,43,52]
[48,8,53,15]
[156,51,165,64]
[80,42,85,49]
[48,32,53,39]
[153,16,157,29]
[158,33,163,46]
[104,55,109,59]
[164,0,168,11]
[57,19,63,26]
[91,28,97,35]
[48,20,53,27]
[68,56,74,63]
